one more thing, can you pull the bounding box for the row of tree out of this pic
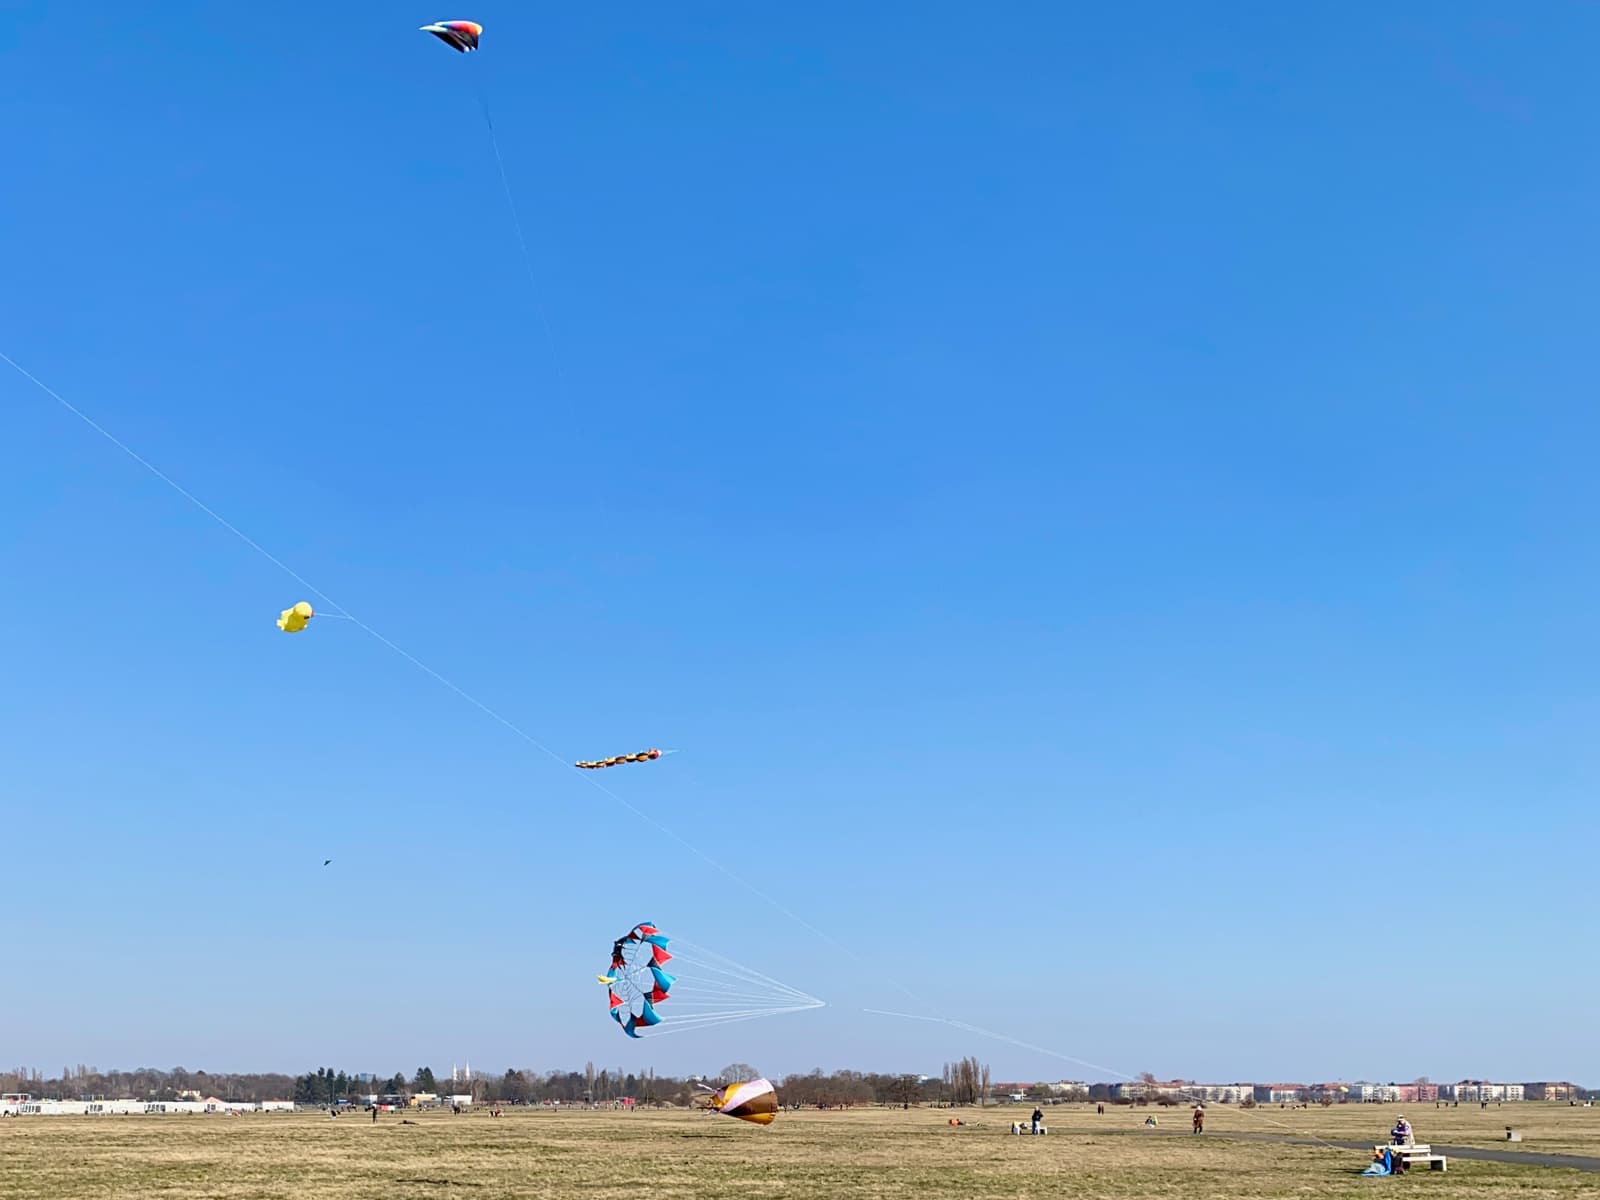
[15,1063,1584,1108]
[2,1060,1010,1108]
[4,1065,298,1105]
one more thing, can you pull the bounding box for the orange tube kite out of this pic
[575,749,662,770]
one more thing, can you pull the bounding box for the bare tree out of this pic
[945,1060,974,1105]
[719,1063,760,1084]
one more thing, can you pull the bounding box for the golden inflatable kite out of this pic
[703,1078,779,1125]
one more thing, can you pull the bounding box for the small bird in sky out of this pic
[323,859,333,867]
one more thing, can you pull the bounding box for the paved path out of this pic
[1171,1129,1600,1173]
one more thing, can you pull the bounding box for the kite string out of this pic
[6,352,1332,1148]
[859,1009,1343,1151]
[474,87,571,409]
[0,352,353,622]
[668,942,822,1001]
[469,77,612,536]
[0,351,836,955]
[640,1007,824,1040]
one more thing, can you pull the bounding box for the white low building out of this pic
[1252,1085,1307,1104]
[1347,1084,1402,1103]
[5,1099,274,1116]
[1444,1082,1524,1103]
[1185,1084,1253,1104]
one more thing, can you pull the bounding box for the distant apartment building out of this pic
[1346,1084,1395,1103]
[1443,1081,1525,1102]
[1252,1084,1307,1104]
[1183,1084,1253,1104]
[1108,1081,1155,1101]
[1524,1083,1579,1102]
[1109,1080,1189,1101]
[1345,1083,1441,1103]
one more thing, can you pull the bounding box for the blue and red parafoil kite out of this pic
[420,20,482,53]
[597,922,675,1038]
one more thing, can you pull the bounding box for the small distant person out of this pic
[1031,1107,1043,1134]
[1391,1116,1413,1145]
[1096,1102,1105,1115]
[371,1107,378,1124]
[1193,1104,1205,1134]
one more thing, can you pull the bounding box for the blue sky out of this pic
[3,1,1598,1086]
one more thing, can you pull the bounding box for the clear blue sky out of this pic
[4,1,1598,1087]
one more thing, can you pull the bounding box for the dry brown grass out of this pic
[2,1104,1599,1199]
[1189,1099,1600,1156]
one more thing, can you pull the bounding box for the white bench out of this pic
[1375,1143,1447,1172]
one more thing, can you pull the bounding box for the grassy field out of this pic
[3,1103,1599,1199]
[1190,1099,1600,1156]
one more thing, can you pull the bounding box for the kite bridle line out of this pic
[605,927,824,1037]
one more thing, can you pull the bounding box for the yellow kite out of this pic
[277,601,314,633]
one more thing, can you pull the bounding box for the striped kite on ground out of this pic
[706,1078,780,1125]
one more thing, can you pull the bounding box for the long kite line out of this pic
[4,22,1358,1144]
[0,347,978,1011]
[5,348,1352,1151]
[6,347,1360,1152]
[0,348,832,960]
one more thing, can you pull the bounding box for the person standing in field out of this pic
[1193,1104,1205,1134]
[1030,1107,1043,1134]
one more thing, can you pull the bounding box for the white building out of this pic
[1248,1088,1312,1107]
[1252,1084,1307,1104]
[4,1099,276,1117]
[447,1094,473,1107]
[1444,1082,1524,1103]
[1347,1084,1401,1103]
[1184,1084,1253,1104]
